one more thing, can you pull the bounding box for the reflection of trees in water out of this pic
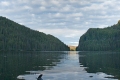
[0,51,65,80]
[79,51,120,79]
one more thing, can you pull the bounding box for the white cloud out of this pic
[38,28,86,37]
[103,0,115,6]
[78,1,90,5]
[40,1,47,6]
[69,42,79,46]
[31,14,35,17]
[75,17,80,21]
[1,1,10,6]
[60,5,71,12]
[72,12,83,17]
[65,34,76,38]
[81,3,108,11]
[69,0,77,3]
[50,0,60,6]
[98,24,109,28]
[24,6,32,10]
[54,13,63,18]
[39,6,46,11]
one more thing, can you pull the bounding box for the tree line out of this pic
[76,21,120,51]
[0,16,69,51]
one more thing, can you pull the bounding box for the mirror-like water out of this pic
[0,51,120,80]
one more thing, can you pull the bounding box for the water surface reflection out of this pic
[0,51,65,80]
[79,51,120,80]
[0,51,119,80]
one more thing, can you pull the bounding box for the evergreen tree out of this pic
[0,16,70,51]
[76,21,120,51]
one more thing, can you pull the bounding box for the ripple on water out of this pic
[17,71,117,80]
[17,52,118,80]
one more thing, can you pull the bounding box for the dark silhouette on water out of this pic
[37,74,43,80]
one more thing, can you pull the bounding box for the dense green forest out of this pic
[76,21,120,51]
[0,16,69,51]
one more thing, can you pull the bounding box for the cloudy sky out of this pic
[1,0,120,46]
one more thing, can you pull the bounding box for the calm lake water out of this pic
[0,51,120,80]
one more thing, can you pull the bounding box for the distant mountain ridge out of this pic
[0,16,70,51]
[76,21,120,51]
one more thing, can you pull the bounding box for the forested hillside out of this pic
[0,16,69,51]
[76,21,120,51]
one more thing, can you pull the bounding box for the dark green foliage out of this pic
[76,22,120,51]
[0,16,69,51]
